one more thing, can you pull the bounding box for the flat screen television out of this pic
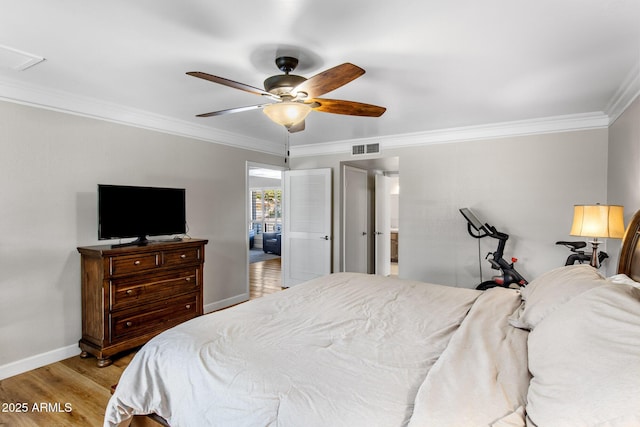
[98,184,186,245]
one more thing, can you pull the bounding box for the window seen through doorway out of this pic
[250,188,282,235]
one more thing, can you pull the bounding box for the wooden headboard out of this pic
[617,209,640,281]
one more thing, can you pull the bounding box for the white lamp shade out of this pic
[263,102,311,128]
[570,204,624,238]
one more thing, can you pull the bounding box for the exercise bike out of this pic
[555,241,609,267]
[460,208,528,290]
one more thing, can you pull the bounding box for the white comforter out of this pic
[104,273,528,427]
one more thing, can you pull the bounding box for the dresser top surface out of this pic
[77,238,208,256]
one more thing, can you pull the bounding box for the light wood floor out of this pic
[0,258,282,427]
[250,256,282,299]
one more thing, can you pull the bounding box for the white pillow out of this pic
[608,273,640,289]
[526,283,640,426]
[508,264,605,330]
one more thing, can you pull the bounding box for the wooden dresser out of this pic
[77,238,208,367]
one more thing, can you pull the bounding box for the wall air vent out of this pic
[352,144,365,155]
[366,143,380,154]
[352,143,380,156]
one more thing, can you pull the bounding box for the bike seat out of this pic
[556,241,587,249]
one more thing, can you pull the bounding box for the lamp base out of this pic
[589,240,601,269]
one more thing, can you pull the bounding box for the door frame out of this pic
[246,161,286,294]
[339,157,399,275]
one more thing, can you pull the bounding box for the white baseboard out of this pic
[0,344,80,381]
[204,293,249,313]
[0,295,249,380]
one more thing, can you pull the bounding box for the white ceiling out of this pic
[1,1,639,154]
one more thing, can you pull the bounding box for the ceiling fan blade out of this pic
[187,71,276,98]
[196,104,268,117]
[311,98,386,117]
[293,63,365,99]
[288,120,305,133]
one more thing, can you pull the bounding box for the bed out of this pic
[105,211,640,427]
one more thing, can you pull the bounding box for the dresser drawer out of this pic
[163,247,201,267]
[110,294,198,341]
[109,252,161,276]
[109,268,199,311]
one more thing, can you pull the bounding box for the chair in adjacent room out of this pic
[262,232,281,255]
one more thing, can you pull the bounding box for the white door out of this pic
[375,174,391,276]
[283,168,332,287]
[343,166,368,273]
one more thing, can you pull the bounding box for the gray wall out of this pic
[607,96,640,265]
[291,128,610,287]
[0,100,284,373]
[1,94,637,377]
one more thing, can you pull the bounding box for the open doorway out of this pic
[340,157,399,277]
[247,162,284,298]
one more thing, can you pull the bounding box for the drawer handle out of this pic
[126,289,133,295]
[125,321,133,327]
[185,304,191,310]
[185,277,191,282]
[134,260,141,265]
[180,254,187,259]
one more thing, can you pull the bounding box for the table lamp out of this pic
[570,204,624,268]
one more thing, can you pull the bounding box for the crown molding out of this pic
[289,112,610,158]
[606,62,640,125]
[0,77,285,157]
[0,76,624,160]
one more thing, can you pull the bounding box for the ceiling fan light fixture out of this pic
[188,58,386,131]
[263,102,312,128]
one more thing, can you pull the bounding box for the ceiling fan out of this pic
[187,56,386,133]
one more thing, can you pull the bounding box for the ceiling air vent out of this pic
[0,45,45,71]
